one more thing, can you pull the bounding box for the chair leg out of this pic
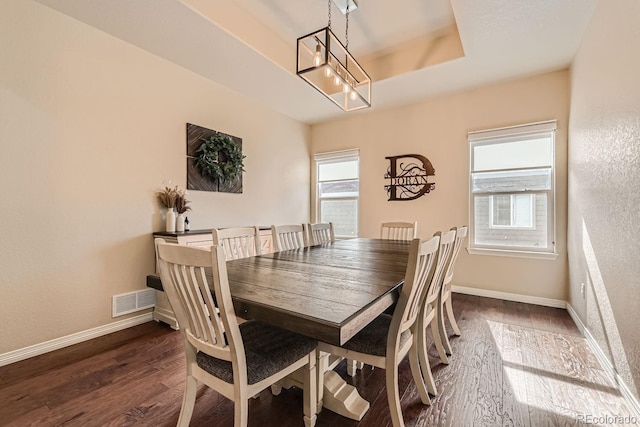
[409,343,432,404]
[437,294,453,356]
[346,358,358,377]
[445,296,461,336]
[177,376,197,427]
[385,358,405,427]
[346,359,365,376]
[303,352,318,427]
[418,313,433,384]
[431,314,450,365]
[271,381,283,395]
[234,395,249,427]
[316,351,330,413]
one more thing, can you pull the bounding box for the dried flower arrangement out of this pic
[157,185,179,209]
[157,184,191,213]
[174,188,191,214]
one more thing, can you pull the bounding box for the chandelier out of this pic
[296,0,371,111]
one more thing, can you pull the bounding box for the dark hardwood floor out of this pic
[0,294,634,426]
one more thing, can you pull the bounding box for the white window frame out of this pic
[489,194,535,230]
[468,121,557,260]
[314,149,359,239]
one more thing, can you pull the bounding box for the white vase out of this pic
[165,208,176,232]
[176,213,185,232]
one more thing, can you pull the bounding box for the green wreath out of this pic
[194,132,246,183]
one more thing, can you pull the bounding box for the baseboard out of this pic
[566,303,640,419]
[0,312,153,368]
[452,285,567,309]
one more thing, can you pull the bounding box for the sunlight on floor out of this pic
[487,318,633,422]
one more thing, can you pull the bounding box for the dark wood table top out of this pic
[226,238,410,346]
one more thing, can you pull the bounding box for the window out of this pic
[314,149,359,238]
[469,121,556,257]
[490,194,534,229]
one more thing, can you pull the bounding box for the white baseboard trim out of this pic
[566,303,640,419]
[0,312,154,368]
[452,285,567,309]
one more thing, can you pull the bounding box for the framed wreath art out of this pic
[186,123,245,193]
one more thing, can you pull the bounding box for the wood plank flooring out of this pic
[0,294,635,426]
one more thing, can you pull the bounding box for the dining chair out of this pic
[317,236,440,427]
[156,241,318,427]
[437,226,468,355]
[213,226,262,260]
[307,222,335,245]
[417,229,456,374]
[380,221,418,241]
[271,224,307,251]
[348,220,417,378]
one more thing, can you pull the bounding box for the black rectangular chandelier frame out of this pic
[296,27,371,112]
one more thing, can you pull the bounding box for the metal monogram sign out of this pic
[384,154,436,201]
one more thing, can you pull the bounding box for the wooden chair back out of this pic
[380,221,418,241]
[422,230,456,309]
[308,222,335,245]
[271,224,307,251]
[156,242,244,367]
[390,236,440,340]
[443,226,468,286]
[213,226,262,260]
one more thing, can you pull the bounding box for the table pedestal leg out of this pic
[321,370,369,420]
[282,352,370,421]
[317,352,369,421]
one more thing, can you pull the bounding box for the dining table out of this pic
[224,237,411,420]
[147,237,411,420]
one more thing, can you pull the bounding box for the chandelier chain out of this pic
[327,0,332,29]
[345,3,349,50]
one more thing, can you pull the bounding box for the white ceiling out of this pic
[35,0,597,124]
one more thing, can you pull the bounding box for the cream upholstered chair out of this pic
[157,242,318,427]
[213,226,262,260]
[437,226,468,355]
[318,237,440,427]
[271,224,307,251]
[380,221,418,241]
[417,229,456,374]
[307,222,335,245]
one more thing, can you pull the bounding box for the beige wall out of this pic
[312,70,570,301]
[568,1,640,400]
[0,1,310,354]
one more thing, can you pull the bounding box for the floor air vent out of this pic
[112,289,156,317]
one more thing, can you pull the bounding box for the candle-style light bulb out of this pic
[324,57,333,77]
[313,43,322,67]
[334,69,341,86]
[342,75,351,93]
[349,81,358,100]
